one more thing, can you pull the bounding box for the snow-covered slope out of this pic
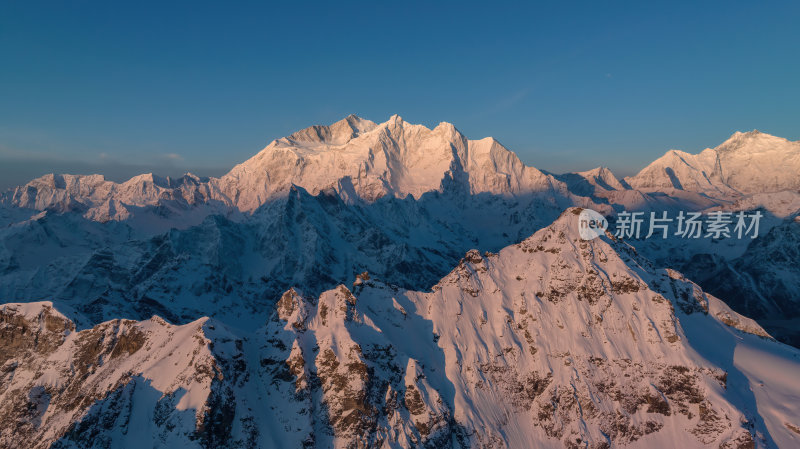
[3,210,799,448]
[625,131,800,196]
[0,115,613,328]
[195,114,566,210]
[0,301,223,448]
[0,172,230,231]
[4,120,798,227]
[0,184,590,328]
[0,115,570,222]
[679,213,800,346]
[1,115,799,346]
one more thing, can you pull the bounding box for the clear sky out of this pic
[1,1,799,190]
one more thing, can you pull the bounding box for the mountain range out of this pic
[2,210,799,448]
[0,115,799,448]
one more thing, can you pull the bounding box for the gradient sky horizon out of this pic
[1,1,799,190]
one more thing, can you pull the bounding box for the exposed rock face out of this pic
[397,209,782,448]
[0,116,799,447]
[0,178,588,330]
[259,286,457,448]
[0,115,798,349]
[0,303,73,366]
[2,211,799,448]
[0,302,226,449]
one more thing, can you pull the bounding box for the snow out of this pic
[0,209,799,447]
[681,305,800,449]
[626,130,800,197]
[0,116,796,339]
[0,301,67,324]
[0,115,799,447]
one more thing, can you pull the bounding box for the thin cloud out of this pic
[161,153,184,162]
[489,87,532,115]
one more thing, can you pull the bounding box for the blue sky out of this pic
[1,1,798,189]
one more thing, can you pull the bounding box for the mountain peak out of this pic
[716,129,789,153]
[626,128,800,195]
[338,113,373,130]
[512,207,600,248]
[284,114,378,146]
[434,120,456,131]
[571,166,625,191]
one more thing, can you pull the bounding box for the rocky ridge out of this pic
[1,210,799,448]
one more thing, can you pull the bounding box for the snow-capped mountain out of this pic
[2,115,800,448]
[679,213,800,346]
[0,115,798,343]
[557,129,800,347]
[220,114,563,208]
[0,115,609,328]
[2,210,799,448]
[1,114,574,225]
[6,118,797,231]
[625,130,800,197]
[0,183,588,329]
[5,118,797,229]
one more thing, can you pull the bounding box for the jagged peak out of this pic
[729,129,763,139]
[0,301,68,322]
[580,166,605,175]
[627,148,713,179]
[640,130,792,164]
[380,114,424,134]
[545,206,588,230]
[335,113,376,133]
[284,114,378,146]
[124,173,170,186]
[341,113,363,123]
[578,165,613,178]
[435,120,455,130]
[516,207,618,249]
[658,148,707,163]
[275,287,316,323]
[716,129,793,153]
[23,173,107,189]
[574,166,624,191]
